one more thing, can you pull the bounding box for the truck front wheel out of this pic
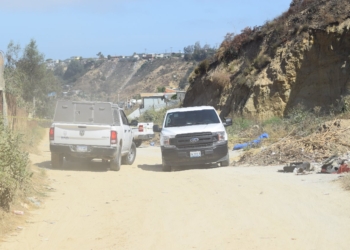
[110,146,121,171]
[220,153,230,167]
[162,159,171,172]
[51,152,63,169]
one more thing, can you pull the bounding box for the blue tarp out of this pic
[233,133,269,150]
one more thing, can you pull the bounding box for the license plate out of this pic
[190,151,201,158]
[76,145,87,152]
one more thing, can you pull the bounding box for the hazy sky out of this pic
[0,0,292,60]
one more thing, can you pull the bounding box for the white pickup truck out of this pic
[153,106,232,171]
[49,100,138,171]
[131,122,155,147]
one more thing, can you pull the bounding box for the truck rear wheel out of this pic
[122,142,136,165]
[110,147,121,171]
[51,152,63,169]
[134,140,142,147]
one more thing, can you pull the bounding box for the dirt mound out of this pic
[238,119,350,166]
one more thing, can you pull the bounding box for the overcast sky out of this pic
[0,0,292,60]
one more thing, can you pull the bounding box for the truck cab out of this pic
[153,106,232,171]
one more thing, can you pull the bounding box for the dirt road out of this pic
[2,137,350,250]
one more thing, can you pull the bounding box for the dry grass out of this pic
[210,70,231,87]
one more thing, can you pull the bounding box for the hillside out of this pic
[183,0,350,119]
[61,57,195,103]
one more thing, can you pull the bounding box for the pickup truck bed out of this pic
[50,101,138,171]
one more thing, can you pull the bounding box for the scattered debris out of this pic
[321,155,350,174]
[13,210,24,215]
[281,162,311,173]
[233,133,269,150]
[27,197,41,207]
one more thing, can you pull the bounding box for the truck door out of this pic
[120,110,132,153]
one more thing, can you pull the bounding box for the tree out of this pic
[63,60,84,81]
[97,52,104,59]
[5,39,60,117]
[157,86,165,93]
[183,45,194,61]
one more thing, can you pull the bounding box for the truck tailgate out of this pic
[54,123,112,146]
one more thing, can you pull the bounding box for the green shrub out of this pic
[140,108,168,124]
[0,122,30,211]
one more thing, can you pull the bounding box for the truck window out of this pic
[113,110,121,126]
[120,110,129,125]
[165,109,220,128]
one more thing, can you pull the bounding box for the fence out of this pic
[0,91,31,131]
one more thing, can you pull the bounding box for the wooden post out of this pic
[0,51,8,127]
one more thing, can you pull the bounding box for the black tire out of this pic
[110,146,121,171]
[220,153,230,167]
[51,152,63,169]
[162,159,171,172]
[122,142,137,165]
[134,140,142,147]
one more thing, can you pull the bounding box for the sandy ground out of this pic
[1,137,350,250]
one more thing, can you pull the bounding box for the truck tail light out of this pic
[49,127,54,140]
[111,131,117,144]
[138,125,144,132]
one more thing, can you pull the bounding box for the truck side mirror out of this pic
[224,118,232,127]
[130,120,138,126]
[153,125,162,133]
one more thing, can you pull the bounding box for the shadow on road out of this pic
[36,159,109,172]
[137,164,163,172]
[137,163,220,172]
[173,164,219,171]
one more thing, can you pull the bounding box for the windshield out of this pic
[164,109,220,128]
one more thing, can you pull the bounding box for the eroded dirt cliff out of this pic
[184,0,350,119]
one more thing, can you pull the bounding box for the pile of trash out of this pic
[237,119,350,166]
[279,154,350,175]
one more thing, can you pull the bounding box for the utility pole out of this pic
[0,51,8,127]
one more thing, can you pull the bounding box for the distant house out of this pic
[142,54,154,60]
[140,92,176,110]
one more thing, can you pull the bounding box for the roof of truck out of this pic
[166,106,215,113]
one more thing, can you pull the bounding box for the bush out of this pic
[211,70,231,87]
[140,108,168,124]
[0,122,30,211]
[253,54,271,70]
[197,59,209,74]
